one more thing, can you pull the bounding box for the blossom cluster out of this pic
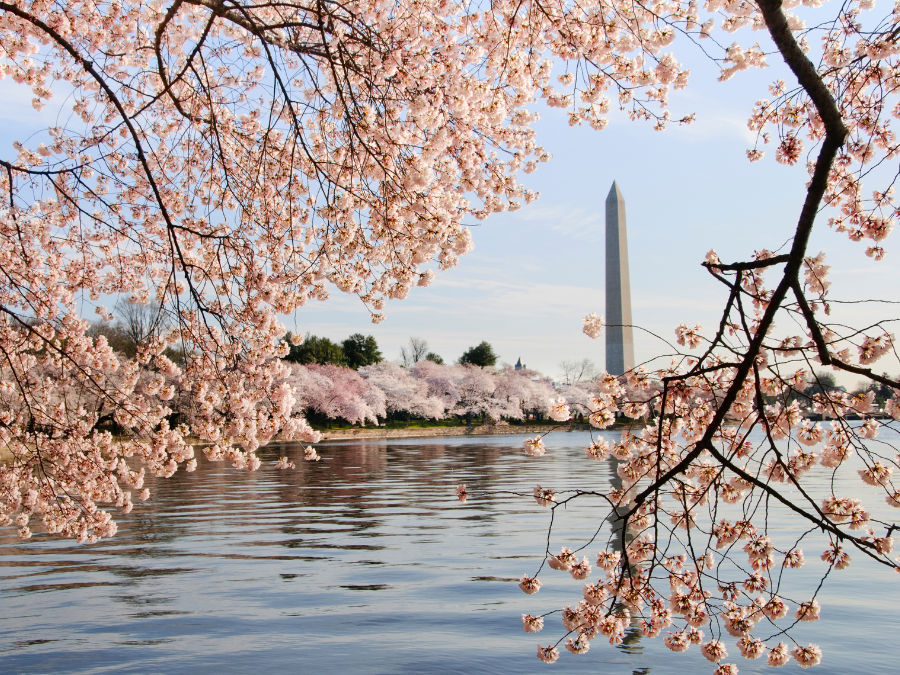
[271,360,562,426]
[505,264,900,669]
[513,355,897,667]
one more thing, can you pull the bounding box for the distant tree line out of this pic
[271,360,562,429]
[88,304,502,374]
[86,307,898,433]
[283,334,500,370]
[284,333,384,369]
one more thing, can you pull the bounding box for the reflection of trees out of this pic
[257,440,511,544]
[2,437,553,605]
[2,434,661,669]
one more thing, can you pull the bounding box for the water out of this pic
[1,431,898,674]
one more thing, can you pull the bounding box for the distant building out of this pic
[515,358,525,371]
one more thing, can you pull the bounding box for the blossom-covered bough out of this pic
[0,0,700,543]
[1,0,899,667]
[466,0,900,671]
[0,0,590,541]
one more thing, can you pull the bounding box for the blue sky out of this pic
[2,29,897,384]
[290,51,900,382]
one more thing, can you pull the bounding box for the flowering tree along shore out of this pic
[1,0,900,670]
[277,360,561,427]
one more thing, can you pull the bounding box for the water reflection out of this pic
[0,432,897,675]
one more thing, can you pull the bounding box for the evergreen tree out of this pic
[285,334,347,366]
[458,342,498,367]
[342,334,383,369]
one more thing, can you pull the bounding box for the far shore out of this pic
[12,413,889,464]
[0,423,600,465]
[315,422,593,442]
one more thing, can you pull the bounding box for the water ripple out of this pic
[0,431,897,675]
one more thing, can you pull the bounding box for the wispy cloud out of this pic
[509,204,604,242]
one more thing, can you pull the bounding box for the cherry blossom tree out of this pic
[358,361,445,420]
[410,359,461,411]
[2,0,563,542]
[282,362,384,425]
[555,381,598,421]
[445,363,515,421]
[494,366,557,421]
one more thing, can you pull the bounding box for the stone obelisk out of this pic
[605,181,635,376]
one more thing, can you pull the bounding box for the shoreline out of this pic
[316,423,594,442]
[0,424,598,463]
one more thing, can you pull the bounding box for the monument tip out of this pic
[606,180,623,202]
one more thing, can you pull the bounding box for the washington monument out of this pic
[605,181,635,376]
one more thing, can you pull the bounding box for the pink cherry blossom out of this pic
[664,630,691,653]
[583,582,608,606]
[582,313,604,340]
[792,644,823,669]
[536,645,559,663]
[519,575,542,595]
[701,640,728,663]
[768,643,791,667]
[584,439,610,461]
[533,485,556,507]
[713,665,739,675]
[568,557,592,581]
[523,436,546,457]
[675,323,704,349]
[548,547,576,571]
[522,614,544,633]
[796,599,821,622]
[737,637,765,659]
[874,537,894,555]
[548,397,571,422]
[564,634,590,654]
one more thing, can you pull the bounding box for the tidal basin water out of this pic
[1,431,899,674]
